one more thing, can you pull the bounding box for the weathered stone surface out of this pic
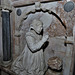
[2,0,74,75]
[12,0,61,7]
[1,0,12,11]
[11,19,49,75]
[48,56,62,70]
[10,7,16,56]
[14,1,75,37]
[12,1,75,75]
[46,57,63,75]
[44,36,73,75]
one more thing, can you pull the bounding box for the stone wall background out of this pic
[0,0,75,75]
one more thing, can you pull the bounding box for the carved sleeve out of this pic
[26,35,46,52]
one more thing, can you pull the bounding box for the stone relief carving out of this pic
[15,2,66,38]
[11,19,49,75]
[15,2,52,37]
[46,57,63,75]
[12,2,67,75]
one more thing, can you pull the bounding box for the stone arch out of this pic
[15,2,66,37]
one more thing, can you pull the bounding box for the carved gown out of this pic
[11,31,46,75]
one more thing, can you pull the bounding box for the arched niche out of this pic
[15,2,66,37]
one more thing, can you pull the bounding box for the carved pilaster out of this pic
[1,0,12,67]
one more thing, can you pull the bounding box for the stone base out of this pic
[1,60,12,67]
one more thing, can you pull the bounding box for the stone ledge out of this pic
[12,0,61,7]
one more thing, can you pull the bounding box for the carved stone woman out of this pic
[11,19,49,75]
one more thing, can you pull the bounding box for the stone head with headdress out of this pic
[30,19,43,34]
